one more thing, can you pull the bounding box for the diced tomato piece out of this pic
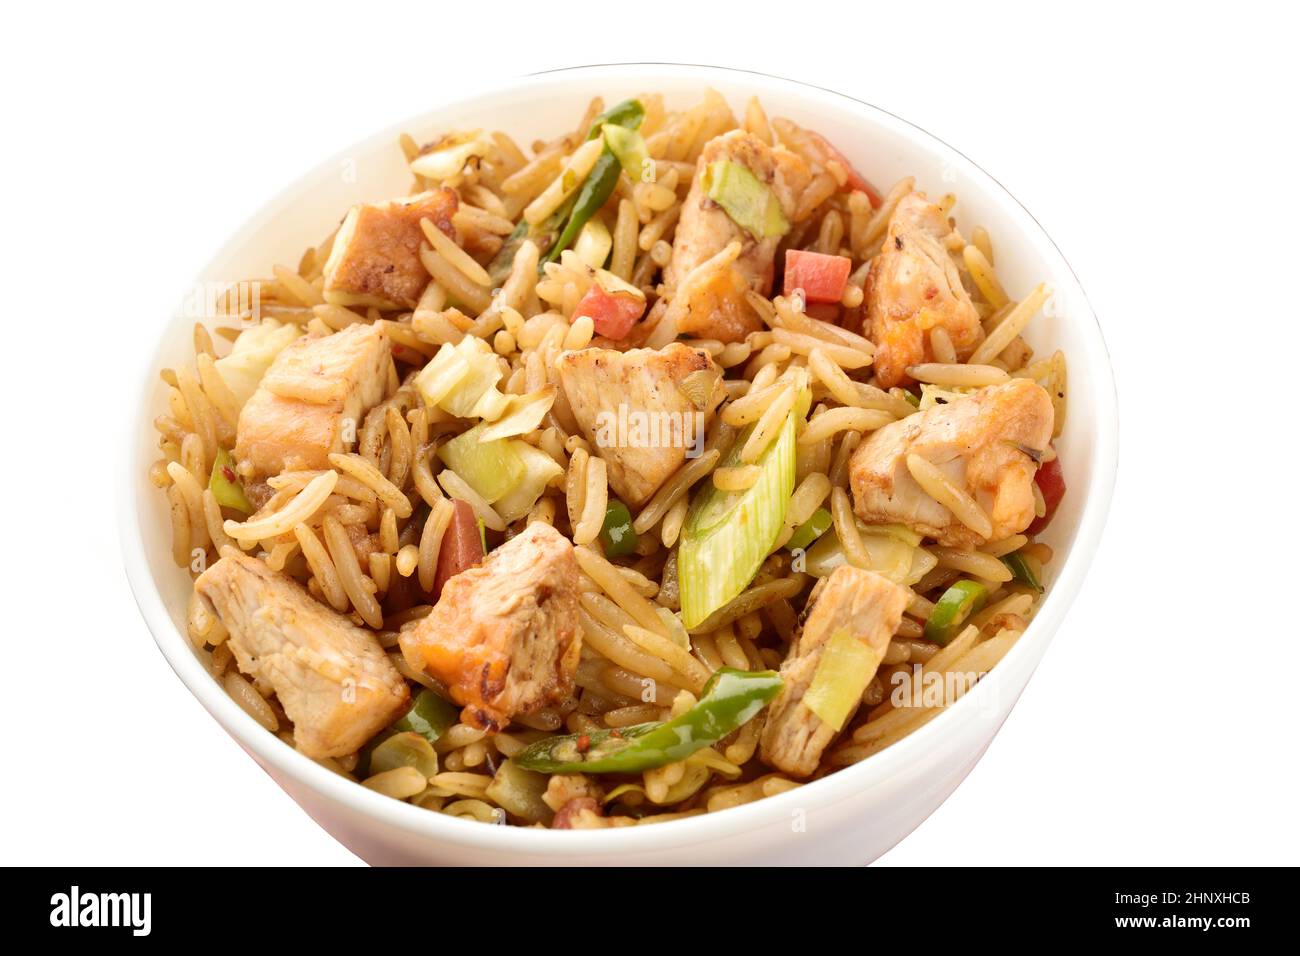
[784,250,853,304]
[432,499,485,597]
[806,130,884,207]
[1026,454,1066,536]
[575,283,645,340]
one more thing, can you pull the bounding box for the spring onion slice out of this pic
[678,388,807,628]
[786,507,832,552]
[702,160,789,241]
[924,580,988,646]
[803,628,881,731]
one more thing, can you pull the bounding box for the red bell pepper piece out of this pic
[575,283,645,340]
[1026,454,1066,536]
[432,499,485,597]
[806,130,884,208]
[784,249,853,304]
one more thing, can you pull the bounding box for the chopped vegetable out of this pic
[208,448,252,513]
[786,507,832,552]
[488,219,534,285]
[543,99,644,266]
[477,386,556,442]
[515,668,782,774]
[433,499,484,595]
[392,689,459,746]
[414,335,514,421]
[485,759,552,824]
[599,499,638,557]
[588,98,645,134]
[437,423,526,503]
[678,383,807,629]
[805,129,884,207]
[701,159,789,241]
[783,249,853,304]
[1003,550,1044,593]
[803,627,881,731]
[574,218,613,269]
[491,439,564,523]
[924,580,988,645]
[368,731,439,778]
[573,276,646,340]
[409,130,492,182]
[1026,454,1066,535]
[212,318,303,409]
[602,122,649,182]
[477,516,487,555]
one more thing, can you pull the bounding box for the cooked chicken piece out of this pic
[866,192,984,388]
[195,550,409,759]
[233,322,389,476]
[557,343,724,508]
[849,378,1054,548]
[322,188,458,311]
[399,522,581,732]
[664,130,811,342]
[761,566,909,777]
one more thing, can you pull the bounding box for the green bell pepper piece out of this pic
[392,689,458,746]
[599,499,638,557]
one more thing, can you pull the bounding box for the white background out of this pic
[4,1,1297,866]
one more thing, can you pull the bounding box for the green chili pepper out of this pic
[515,667,782,774]
[392,689,458,746]
[542,99,645,266]
[209,448,252,513]
[924,579,988,646]
[586,99,645,139]
[1002,551,1043,593]
[786,507,833,552]
[599,499,638,557]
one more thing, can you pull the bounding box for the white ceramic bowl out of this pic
[121,64,1117,865]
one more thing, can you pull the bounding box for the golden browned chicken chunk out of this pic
[398,522,581,731]
[322,188,457,310]
[233,322,389,476]
[866,192,984,388]
[195,550,410,759]
[849,378,1054,548]
[664,130,810,342]
[761,566,910,777]
[557,343,724,508]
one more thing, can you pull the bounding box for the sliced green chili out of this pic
[515,667,782,774]
[923,579,988,646]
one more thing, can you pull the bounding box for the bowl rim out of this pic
[119,61,1118,858]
